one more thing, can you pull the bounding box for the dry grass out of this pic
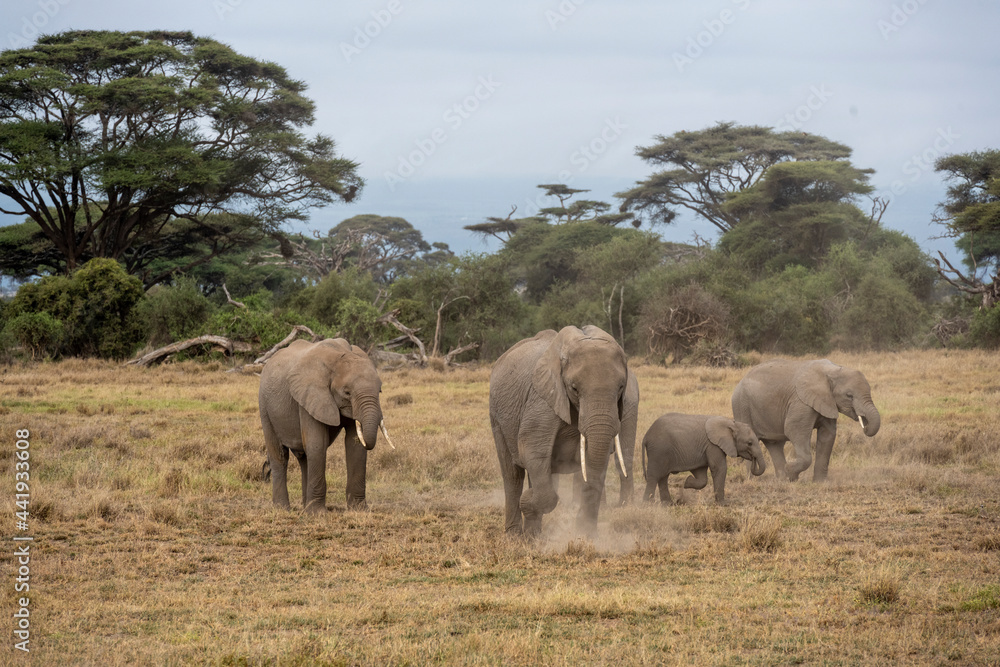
[0,350,999,664]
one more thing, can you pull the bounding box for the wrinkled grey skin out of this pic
[489,326,639,537]
[731,359,881,482]
[259,338,384,512]
[642,413,766,504]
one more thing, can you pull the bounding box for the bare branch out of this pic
[377,309,427,364]
[222,283,245,309]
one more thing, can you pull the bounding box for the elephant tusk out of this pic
[580,434,588,483]
[615,434,627,478]
[356,426,368,449]
[379,419,396,450]
[858,415,866,429]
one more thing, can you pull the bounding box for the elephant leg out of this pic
[491,416,525,534]
[520,455,558,537]
[644,475,658,503]
[290,449,308,509]
[262,414,291,509]
[299,408,330,514]
[657,475,672,505]
[344,420,368,510]
[709,462,728,504]
[516,414,561,537]
[812,418,837,482]
[616,411,638,506]
[785,429,815,482]
[763,440,788,480]
[684,466,709,491]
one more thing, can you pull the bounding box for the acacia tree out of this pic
[0,30,362,280]
[616,122,855,231]
[464,184,634,243]
[262,215,449,283]
[933,150,1000,310]
[718,160,879,271]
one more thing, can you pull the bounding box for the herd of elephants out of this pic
[258,324,881,537]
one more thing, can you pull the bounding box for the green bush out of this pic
[8,258,146,359]
[334,296,390,350]
[2,312,64,359]
[136,278,215,346]
[969,304,1000,348]
[832,273,928,350]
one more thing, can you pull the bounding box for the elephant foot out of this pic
[522,515,542,538]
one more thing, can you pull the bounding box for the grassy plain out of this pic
[1,350,999,665]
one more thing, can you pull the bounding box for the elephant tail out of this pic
[641,437,647,481]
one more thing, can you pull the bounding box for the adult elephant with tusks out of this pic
[731,359,880,482]
[489,325,639,538]
[259,338,394,512]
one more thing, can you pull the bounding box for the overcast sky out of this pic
[2,0,997,261]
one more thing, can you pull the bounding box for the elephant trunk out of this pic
[578,400,620,485]
[749,443,767,477]
[352,395,382,451]
[855,399,881,438]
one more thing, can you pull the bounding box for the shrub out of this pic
[8,258,146,359]
[968,303,1000,348]
[832,273,928,350]
[335,296,391,349]
[136,277,215,346]
[3,312,64,359]
[637,283,730,361]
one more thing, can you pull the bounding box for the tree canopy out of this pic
[616,122,854,231]
[933,150,1000,310]
[0,30,362,280]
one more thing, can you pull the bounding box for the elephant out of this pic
[259,338,393,512]
[489,325,639,538]
[641,413,766,504]
[731,359,880,482]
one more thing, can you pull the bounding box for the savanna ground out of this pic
[1,350,998,665]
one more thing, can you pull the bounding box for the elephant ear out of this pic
[706,417,738,458]
[619,367,639,421]
[793,360,839,419]
[531,327,576,424]
[288,339,351,426]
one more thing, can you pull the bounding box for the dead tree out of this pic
[934,249,1000,311]
[259,227,419,282]
[126,335,253,367]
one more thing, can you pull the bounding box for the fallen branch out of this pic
[126,335,253,367]
[378,309,428,364]
[443,341,479,365]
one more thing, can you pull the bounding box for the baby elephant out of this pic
[642,413,766,504]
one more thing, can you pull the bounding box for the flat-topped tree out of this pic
[464,184,636,244]
[616,122,853,232]
[0,30,362,281]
